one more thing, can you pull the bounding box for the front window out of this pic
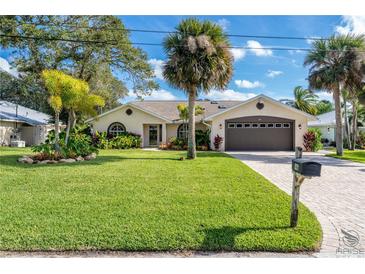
[177,124,188,139]
[107,122,126,137]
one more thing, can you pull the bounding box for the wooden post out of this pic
[291,148,304,228]
[290,174,305,227]
[295,146,303,159]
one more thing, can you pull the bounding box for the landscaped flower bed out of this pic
[17,153,96,164]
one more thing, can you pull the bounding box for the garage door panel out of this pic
[225,116,294,151]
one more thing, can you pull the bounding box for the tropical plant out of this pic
[316,100,334,114]
[213,135,223,150]
[41,70,64,150]
[177,103,205,140]
[195,129,211,148]
[303,128,323,152]
[292,86,319,115]
[42,70,105,145]
[304,34,365,156]
[163,18,233,159]
[92,131,142,149]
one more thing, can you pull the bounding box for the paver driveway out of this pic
[228,151,365,257]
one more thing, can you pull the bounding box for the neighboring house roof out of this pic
[0,100,52,126]
[308,110,336,127]
[87,94,316,123]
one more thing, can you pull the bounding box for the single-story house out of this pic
[308,110,337,143]
[308,110,365,144]
[87,94,316,151]
[0,100,54,146]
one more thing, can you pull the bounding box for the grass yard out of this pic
[0,148,321,252]
[326,149,365,164]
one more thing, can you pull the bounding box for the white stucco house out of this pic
[87,94,316,151]
[308,110,365,144]
[308,110,337,143]
[0,100,54,146]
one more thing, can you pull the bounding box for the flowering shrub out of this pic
[303,128,323,152]
[213,134,223,150]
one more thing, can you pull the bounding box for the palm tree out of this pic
[293,86,319,115]
[304,34,365,156]
[163,18,233,159]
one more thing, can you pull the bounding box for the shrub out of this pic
[196,129,210,147]
[32,125,98,159]
[169,136,187,150]
[92,131,142,149]
[213,135,223,150]
[303,128,323,152]
[356,131,365,149]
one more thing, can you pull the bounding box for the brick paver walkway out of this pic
[228,151,365,257]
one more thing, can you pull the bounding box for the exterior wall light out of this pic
[298,124,302,130]
[219,124,223,129]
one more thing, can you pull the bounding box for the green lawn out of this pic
[326,149,365,164]
[0,148,321,252]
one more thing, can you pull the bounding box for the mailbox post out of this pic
[290,152,321,227]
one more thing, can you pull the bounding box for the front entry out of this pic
[225,116,294,151]
[149,125,158,146]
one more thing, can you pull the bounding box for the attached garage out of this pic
[225,116,294,151]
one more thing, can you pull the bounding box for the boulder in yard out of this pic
[38,160,50,164]
[18,156,33,164]
[75,156,84,161]
[47,160,58,164]
[84,153,96,161]
[59,158,76,163]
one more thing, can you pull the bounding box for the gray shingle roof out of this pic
[0,100,52,125]
[308,110,337,127]
[130,100,243,121]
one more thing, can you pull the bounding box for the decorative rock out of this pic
[18,156,33,164]
[59,158,76,163]
[75,156,84,161]
[47,160,58,164]
[39,160,50,164]
[84,153,96,161]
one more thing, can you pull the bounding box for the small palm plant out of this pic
[163,18,233,159]
[293,86,319,115]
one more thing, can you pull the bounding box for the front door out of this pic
[149,125,158,146]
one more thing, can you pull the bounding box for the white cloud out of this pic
[0,57,18,77]
[246,40,272,56]
[229,48,246,61]
[203,89,257,101]
[124,89,178,102]
[217,18,230,30]
[235,80,265,89]
[335,16,365,35]
[148,58,164,80]
[266,70,283,78]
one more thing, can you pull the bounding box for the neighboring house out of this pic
[308,110,336,143]
[0,100,54,146]
[88,94,315,151]
[308,110,365,144]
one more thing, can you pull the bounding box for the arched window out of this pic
[177,124,188,139]
[107,122,126,137]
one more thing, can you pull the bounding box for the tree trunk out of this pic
[187,89,196,159]
[65,111,72,145]
[54,111,60,152]
[71,110,77,129]
[352,100,358,150]
[343,97,352,150]
[334,85,344,156]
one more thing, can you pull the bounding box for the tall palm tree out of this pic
[163,18,233,159]
[304,34,365,156]
[292,86,319,115]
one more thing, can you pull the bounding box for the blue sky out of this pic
[1,15,364,103]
